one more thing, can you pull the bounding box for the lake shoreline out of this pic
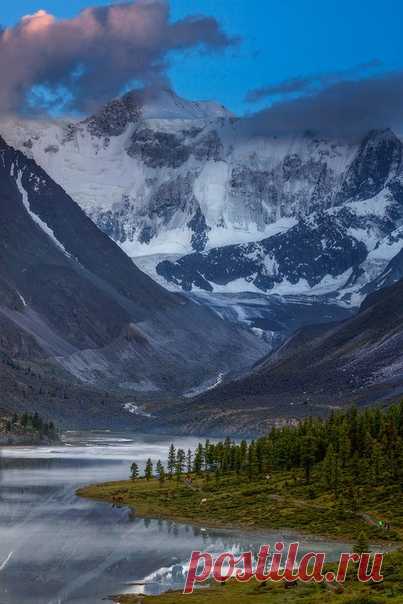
[0,435,62,446]
[77,489,358,545]
[77,477,401,547]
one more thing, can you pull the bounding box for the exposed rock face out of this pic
[0,91,403,432]
[128,129,191,168]
[1,92,402,335]
[192,130,223,162]
[148,174,197,223]
[86,91,141,137]
[154,277,403,436]
[156,129,403,304]
[0,93,349,260]
[222,275,403,406]
[157,212,369,293]
[339,129,402,202]
[0,135,267,425]
[187,207,211,252]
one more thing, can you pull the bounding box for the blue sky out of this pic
[2,0,403,115]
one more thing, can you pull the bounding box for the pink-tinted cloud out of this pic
[0,1,236,114]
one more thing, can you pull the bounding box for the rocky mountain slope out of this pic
[0,88,237,256]
[1,88,402,433]
[157,128,403,304]
[0,136,267,425]
[1,89,403,369]
[2,92,402,320]
[169,277,403,435]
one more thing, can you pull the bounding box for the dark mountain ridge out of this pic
[153,278,403,436]
[0,136,267,426]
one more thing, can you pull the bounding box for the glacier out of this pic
[1,88,402,331]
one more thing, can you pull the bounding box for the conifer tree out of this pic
[176,449,186,481]
[145,458,153,480]
[239,440,248,470]
[130,462,139,481]
[354,531,370,554]
[186,449,193,474]
[247,442,257,479]
[156,460,165,485]
[300,435,316,484]
[193,444,203,474]
[160,403,403,503]
[322,445,335,489]
[167,444,176,479]
[338,426,351,469]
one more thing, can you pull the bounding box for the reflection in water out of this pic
[0,433,351,604]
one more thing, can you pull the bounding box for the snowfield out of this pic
[1,89,402,312]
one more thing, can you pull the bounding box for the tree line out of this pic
[4,411,58,440]
[130,403,403,497]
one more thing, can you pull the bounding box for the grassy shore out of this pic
[111,548,403,603]
[78,471,403,604]
[77,469,403,543]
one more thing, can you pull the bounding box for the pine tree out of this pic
[322,444,339,494]
[300,435,316,484]
[333,454,341,498]
[158,403,403,505]
[130,462,139,481]
[338,425,351,469]
[145,458,153,480]
[156,459,163,477]
[156,460,165,485]
[344,480,360,512]
[204,440,213,471]
[167,444,176,479]
[32,412,40,431]
[193,444,203,474]
[354,531,369,554]
[335,496,347,520]
[48,421,56,439]
[234,447,242,474]
[186,449,193,474]
[370,442,384,485]
[255,440,264,475]
[247,442,257,479]
[176,449,186,481]
[239,440,248,471]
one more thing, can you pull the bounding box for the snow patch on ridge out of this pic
[17,291,27,307]
[140,88,233,120]
[15,169,71,258]
[123,402,154,418]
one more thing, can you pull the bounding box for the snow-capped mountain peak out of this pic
[136,87,234,120]
[84,87,233,137]
[0,94,402,320]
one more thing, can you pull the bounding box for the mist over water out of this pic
[0,433,350,603]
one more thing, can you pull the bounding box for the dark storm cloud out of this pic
[0,1,236,114]
[246,59,382,102]
[242,70,403,140]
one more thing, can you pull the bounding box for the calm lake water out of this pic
[0,432,352,604]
